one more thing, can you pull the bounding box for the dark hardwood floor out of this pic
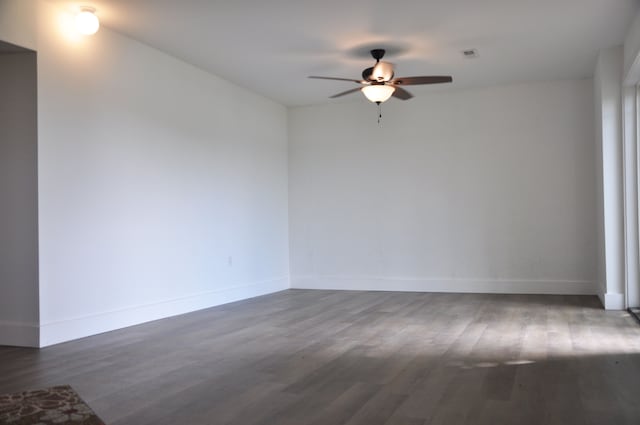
[1,290,639,425]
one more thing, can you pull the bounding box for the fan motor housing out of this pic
[371,49,386,61]
[362,67,374,80]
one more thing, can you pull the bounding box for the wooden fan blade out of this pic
[391,76,453,85]
[391,86,413,100]
[329,87,362,98]
[309,76,363,83]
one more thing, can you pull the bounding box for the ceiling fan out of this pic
[309,49,453,104]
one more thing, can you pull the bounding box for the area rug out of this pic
[0,385,105,424]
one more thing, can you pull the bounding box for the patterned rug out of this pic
[0,385,105,424]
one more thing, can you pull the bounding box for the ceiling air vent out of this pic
[462,49,478,58]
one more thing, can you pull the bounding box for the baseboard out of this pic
[0,320,39,348]
[291,276,597,295]
[39,277,289,347]
[599,292,625,310]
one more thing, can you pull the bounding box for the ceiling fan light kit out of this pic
[361,84,395,103]
[309,48,453,109]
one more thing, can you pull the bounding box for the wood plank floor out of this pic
[1,290,640,425]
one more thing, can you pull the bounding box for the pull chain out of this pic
[377,101,382,125]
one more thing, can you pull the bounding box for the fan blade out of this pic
[391,76,453,85]
[329,87,362,98]
[362,67,373,81]
[391,86,413,100]
[309,76,363,83]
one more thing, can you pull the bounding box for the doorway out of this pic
[0,40,39,347]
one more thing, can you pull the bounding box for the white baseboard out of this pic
[39,277,289,347]
[598,292,625,310]
[292,276,597,295]
[0,320,39,347]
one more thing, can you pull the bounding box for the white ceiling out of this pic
[53,0,638,106]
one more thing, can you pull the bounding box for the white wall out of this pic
[594,47,625,309]
[621,84,639,308]
[0,0,616,347]
[624,10,640,84]
[289,79,596,295]
[621,10,640,308]
[1,0,290,346]
[0,49,39,347]
[0,0,36,50]
[593,55,608,308]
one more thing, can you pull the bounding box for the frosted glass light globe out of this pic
[75,9,100,35]
[361,84,395,103]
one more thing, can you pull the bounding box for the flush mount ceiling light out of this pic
[309,49,453,104]
[75,6,100,35]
